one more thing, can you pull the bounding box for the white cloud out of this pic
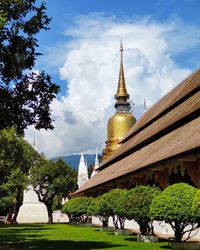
[25,14,200,158]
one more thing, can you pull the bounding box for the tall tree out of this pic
[31,158,77,224]
[0,0,60,133]
[0,127,39,223]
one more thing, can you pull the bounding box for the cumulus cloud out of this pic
[25,14,200,158]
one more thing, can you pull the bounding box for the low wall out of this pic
[92,216,200,240]
[52,210,69,223]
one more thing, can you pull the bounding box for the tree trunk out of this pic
[84,216,88,223]
[119,217,125,230]
[112,215,119,229]
[12,193,22,224]
[174,223,183,242]
[102,219,108,227]
[138,220,149,235]
[99,216,109,227]
[68,214,73,222]
[46,204,53,224]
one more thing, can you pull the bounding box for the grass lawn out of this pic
[0,223,171,250]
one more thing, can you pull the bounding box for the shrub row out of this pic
[62,183,200,242]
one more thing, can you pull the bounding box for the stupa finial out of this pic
[115,41,129,99]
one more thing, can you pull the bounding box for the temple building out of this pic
[102,42,136,162]
[73,63,200,197]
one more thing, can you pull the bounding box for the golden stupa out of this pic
[102,42,136,162]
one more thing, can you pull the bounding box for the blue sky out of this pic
[36,0,200,96]
[26,0,200,157]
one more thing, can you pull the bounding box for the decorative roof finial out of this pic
[144,98,148,112]
[115,41,129,99]
[33,130,38,150]
[120,40,123,52]
[91,147,99,178]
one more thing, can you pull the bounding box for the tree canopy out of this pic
[87,193,112,227]
[0,0,60,133]
[62,196,93,223]
[126,186,160,235]
[31,158,77,224]
[150,183,198,242]
[105,188,128,229]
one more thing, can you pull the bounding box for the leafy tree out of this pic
[87,193,111,227]
[126,186,160,235]
[31,158,77,224]
[150,183,198,242]
[0,127,39,223]
[0,0,60,133]
[106,188,128,229]
[61,197,77,222]
[62,196,93,223]
[0,196,13,216]
[52,194,63,211]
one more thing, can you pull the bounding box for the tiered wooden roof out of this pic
[73,69,200,196]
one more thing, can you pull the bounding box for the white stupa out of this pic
[17,131,48,223]
[77,153,88,188]
[17,185,48,223]
[91,149,100,178]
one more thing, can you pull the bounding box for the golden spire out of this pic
[115,41,129,99]
[102,41,136,162]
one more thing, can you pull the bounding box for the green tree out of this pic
[0,127,39,223]
[126,186,160,235]
[106,188,128,229]
[0,196,13,216]
[62,196,93,223]
[52,194,63,211]
[31,158,77,224]
[0,0,60,133]
[87,193,111,227]
[150,183,198,242]
[61,197,77,222]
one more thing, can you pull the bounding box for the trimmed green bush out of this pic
[87,193,111,227]
[62,196,93,223]
[150,183,198,242]
[126,185,161,235]
[106,188,128,229]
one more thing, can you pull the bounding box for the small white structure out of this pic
[91,149,100,178]
[77,153,88,188]
[17,184,48,223]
